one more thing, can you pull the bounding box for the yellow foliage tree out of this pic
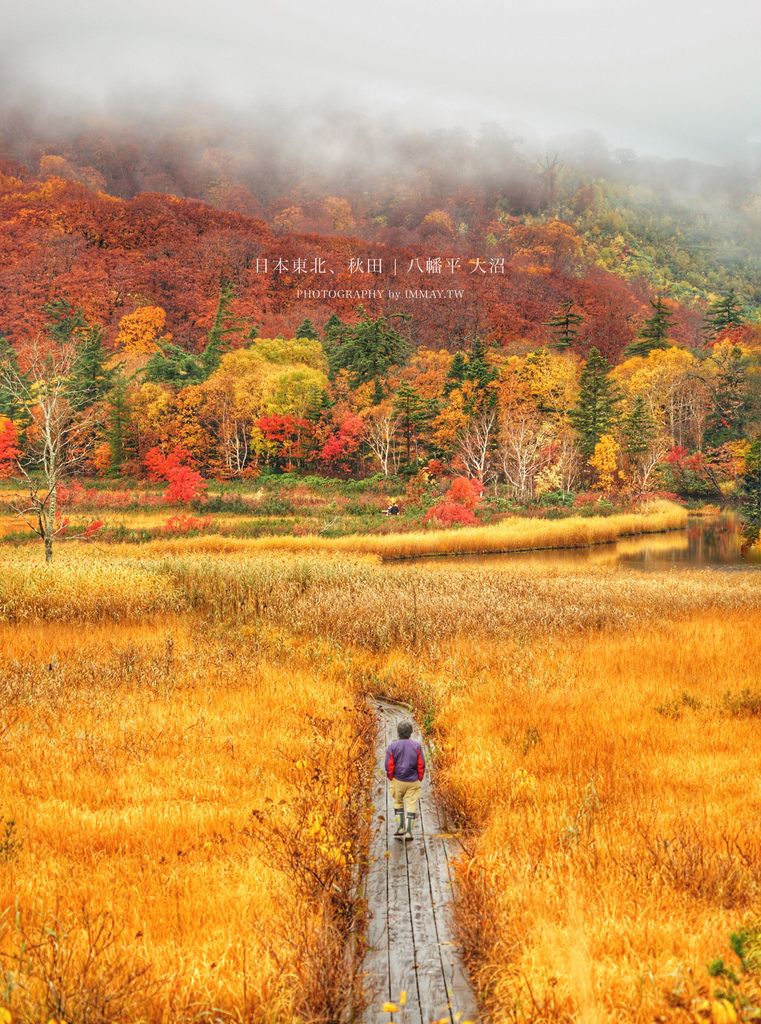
[431,389,468,456]
[116,306,171,356]
[262,367,329,419]
[590,433,619,491]
[130,381,174,451]
[322,196,354,233]
[420,210,455,238]
[611,347,709,450]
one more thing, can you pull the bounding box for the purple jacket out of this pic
[385,738,425,782]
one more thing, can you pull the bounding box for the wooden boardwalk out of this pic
[362,700,479,1024]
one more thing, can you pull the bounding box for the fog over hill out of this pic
[2,0,760,165]
[1,0,760,319]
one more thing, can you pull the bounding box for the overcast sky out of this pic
[2,0,759,164]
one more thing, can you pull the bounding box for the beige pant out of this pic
[391,778,422,815]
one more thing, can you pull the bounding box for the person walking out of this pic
[385,720,425,840]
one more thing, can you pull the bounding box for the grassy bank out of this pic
[20,499,685,562]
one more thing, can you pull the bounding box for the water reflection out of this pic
[409,515,761,572]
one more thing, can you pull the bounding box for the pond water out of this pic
[412,514,761,572]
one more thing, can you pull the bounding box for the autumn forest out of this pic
[1,122,761,543]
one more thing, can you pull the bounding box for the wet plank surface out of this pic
[362,700,479,1024]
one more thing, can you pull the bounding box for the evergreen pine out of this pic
[327,307,411,386]
[392,383,432,467]
[622,395,656,460]
[460,337,497,412]
[569,347,621,459]
[145,284,254,387]
[46,300,116,411]
[444,351,467,395]
[544,301,584,350]
[295,318,319,340]
[324,314,343,341]
[625,296,674,357]
[199,282,251,378]
[107,371,130,475]
[704,288,745,338]
[144,342,205,386]
[464,337,497,390]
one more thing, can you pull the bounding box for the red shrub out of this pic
[165,465,207,504]
[143,447,206,504]
[161,514,213,535]
[424,475,484,527]
[425,500,477,527]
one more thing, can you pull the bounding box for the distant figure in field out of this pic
[385,720,425,840]
[383,501,400,516]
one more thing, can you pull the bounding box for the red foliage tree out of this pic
[319,413,365,475]
[424,475,484,527]
[143,446,206,503]
[144,446,193,481]
[257,414,312,471]
[165,465,207,503]
[0,420,20,478]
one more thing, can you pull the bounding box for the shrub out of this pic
[723,688,761,717]
[539,489,576,507]
[424,476,484,528]
[161,514,214,535]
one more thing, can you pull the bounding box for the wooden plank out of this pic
[382,705,423,1024]
[405,831,455,1023]
[363,713,391,1022]
[419,802,478,1022]
[387,825,422,1022]
[364,701,479,1024]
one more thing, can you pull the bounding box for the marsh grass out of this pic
[0,618,374,1023]
[364,611,761,1020]
[1,532,760,1022]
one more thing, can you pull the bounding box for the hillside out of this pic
[2,127,759,363]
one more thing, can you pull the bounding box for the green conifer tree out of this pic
[625,296,674,357]
[46,301,115,411]
[392,383,435,468]
[327,307,411,386]
[464,337,497,390]
[144,343,204,386]
[544,301,584,350]
[569,347,621,460]
[622,395,656,460]
[444,351,467,395]
[704,288,745,338]
[295,318,319,340]
[199,282,251,378]
[107,371,130,475]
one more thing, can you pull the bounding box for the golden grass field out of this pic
[1,507,760,1023]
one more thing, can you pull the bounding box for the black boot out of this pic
[394,808,405,838]
[405,812,416,840]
